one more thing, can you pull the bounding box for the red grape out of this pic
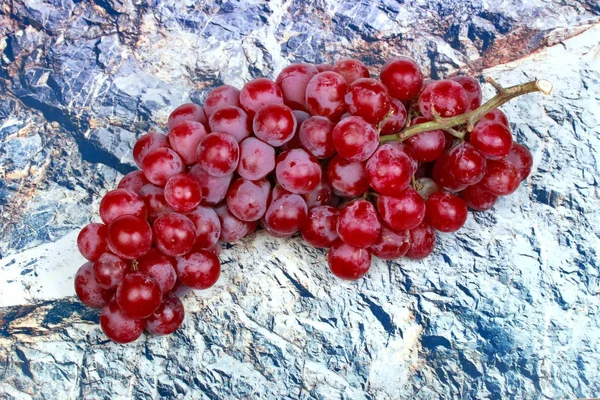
[185,206,221,250]
[204,85,241,117]
[380,57,423,101]
[94,253,128,289]
[276,63,319,110]
[445,143,487,186]
[470,121,513,159]
[99,188,147,224]
[237,137,276,180]
[214,203,258,242]
[100,298,145,344]
[118,170,150,194]
[168,120,208,165]
[167,103,207,131]
[264,193,308,235]
[208,106,251,143]
[425,192,468,232]
[146,292,185,335]
[460,182,498,211]
[164,174,202,213]
[176,250,221,289]
[336,199,381,248]
[405,221,436,259]
[152,213,196,257]
[301,206,339,248]
[344,78,391,124]
[380,98,407,135]
[139,184,174,220]
[253,103,297,146]
[305,71,348,119]
[77,223,108,262]
[418,79,468,119]
[327,155,369,197]
[141,147,185,187]
[116,271,162,319]
[188,164,232,206]
[226,178,271,222]
[504,143,533,181]
[480,159,520,196]
[239,78,284,117]
[197,132,240,177]
[369,227,410,260]
[377,186,426,231]
[316,64,333,72]
[450,76,482,111]
[107,215,152,259]
[332,59,370,84]
[332,116,379,162]
[74,262,113,308]
[327,239,371,280]
[133,132,169,168]
[404,118,446,162]
[261,216,295,239]
[304,174,333,208]
[431,152,469,192]
[481,109,509,127]
[299,116,336,159]
[366,144,413,196]
[137,248,177,293]
[275,149,322,194]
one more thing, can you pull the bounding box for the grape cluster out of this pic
[75,57,534,343]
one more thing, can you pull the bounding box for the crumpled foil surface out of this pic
[1,0,599,398]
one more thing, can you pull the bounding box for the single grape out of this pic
[327,239,371,280]
[332,59,370,84]
[146,292,185,335]
[214,203,258,243]
[418,79,468,119]
[137,248,177,293]
[366,144,413,196]
[481,109,509,127]
[99,188,147,224]
[176,250,221,289]
[301,206,339,248]
[332,116,379,162]
[133,132,169,168]
[239,78,284,117]
[118,170,150,194]
[327,155,369,197]
[236,137,276,181]
[445,142,487,186]
[316,64,333,72]
[168,120,208,165]
[344,78,391,124]
[415,177,440,200]
[380,99,408,135]
[270,185,291,202]
[74,262,113,308]
[275,149,322,195]
[304,174,333,208]
[208,106,251,143]
[94,253,128,290]
[167,103,207,131]
[100,298,145,344]
[139,184,174,220]
[480,159,520,196]
[253,103,297,146]
[77,223,108,262]
[391,142,419,174]
[107,215,153,260]
[152,213,196,257]
[276,63,319,110]
[299,116,336,159]
[261,216,295,238]
[425,192,468,232]
[185,206,221,250]
[264,193,308,235]
[404,117,446,162]
[279,110,309,151]
[336,199,381,248]
[405,221,436,260]
[460,182,498,211]
[431,151,469,192]
[116,271,162,319]
[197,132,240,177]
[504,143,533,181]
[305,71,348,119]
[470,121,513,159]
[377,186,426,231]
[164,174,202,213]
[450,76,482,111]
[380,57,424,101]
[226,178,271,222]
[188,164,232,206]
[204,85,241,117]
[141,147,185,187]
[369,227,411,260]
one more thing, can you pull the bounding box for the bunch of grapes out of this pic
[75,57,536,343]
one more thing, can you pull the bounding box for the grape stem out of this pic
[380,78,553,143]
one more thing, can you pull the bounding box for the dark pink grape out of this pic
[164,174,202,213]
[74,262,113,308]
[204,85,241,117]
[137,248,177,293]
[332,59,370,84]
[146,292,185,335]
[77,223,108,262]
[481,109,509,127]
[118,170,150,194]
[299,116,336,159]
[133,132,169,168]
[253,103,297,146]
[305,71,348,119]
[377,186,426,231]
[168,120,208,165]
[470,121,513,159]
[450,76,482,111]
[336,199,381,248]
[380,57,423,101]
[316,64,333,72]
[404,118,446,162]
[301,206,339,248]
[261,216,295,239]
[327,155,369,197]
[185,206,221,250]
[214,203,258,243]
[304,174,333,208]
[139,184,174,220]
[418,79,468,119]
[445,142,487,186]
[152,213,196,257]
[167,103,207,131]
[460,182,498,211]
[226,178,271,222]
[208,106,251,143]
[237,137,276,181]
[188,164,232,206]
[197,132,239,177]
[405,221,436,260]
[327,239,371,280]
[94,253,128,289]
[141,147,185,187]
[366,144,413,196]
[480,159,520,196]
[425,192,468,232]
[176,250,221,289]
[239,78,284,117]
[431,152,469,192]
[344,78,391,124]
[99,188,147,224]
[332,116,379,162]
[504,143,533,181]
[107,215,153,260]
[276,63,319,110]
[380,98,407,135]
[369,227,411,260]
[264,193,308,235]
[275,149,322,194]
[116,271,162,319]
[100,298,145,344]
